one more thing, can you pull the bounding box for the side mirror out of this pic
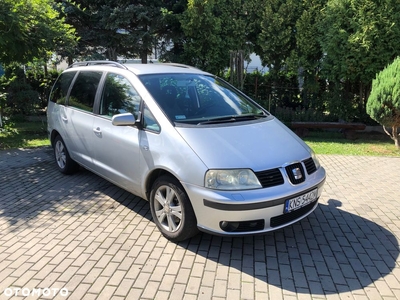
[112,112,142,128]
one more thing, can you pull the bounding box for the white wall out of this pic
[245,53,268,74]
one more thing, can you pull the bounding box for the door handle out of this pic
[93,127,102,134]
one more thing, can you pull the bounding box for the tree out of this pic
[256,0,303,108]
[367,57,400,148]
[179,0,224,74]
[257,0,302,78]
[318,0,400,120]
[59,0,163,63]
[0,0,77,64]
[294,0,327,111]
[157,0,188,63]
[180,0,252,75]
[101,0,163,63]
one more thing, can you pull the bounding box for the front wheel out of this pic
[53,135,79,174]
[150,175,199,242]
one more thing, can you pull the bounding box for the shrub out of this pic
[367,57,400,148]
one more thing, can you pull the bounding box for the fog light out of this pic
[219,219,265,232]
[220,221,239,232]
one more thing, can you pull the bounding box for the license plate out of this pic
[284,188,318,213]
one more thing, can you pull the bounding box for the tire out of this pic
[150,175,199,242]
[53,135,79,174]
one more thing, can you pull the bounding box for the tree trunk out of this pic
[107,48,117,61]
[141,51,148,64]
[383,125,400,149]
[0,92,3,127]
[44,63,48,77]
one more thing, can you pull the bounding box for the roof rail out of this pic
[67,61,128,70]
[161,63,199,70]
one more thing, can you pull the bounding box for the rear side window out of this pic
[68,71,103,112]
[49,71,76,104]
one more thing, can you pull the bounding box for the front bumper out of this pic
[183,167,326,236]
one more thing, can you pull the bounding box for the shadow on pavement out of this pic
[178,199,399,295]
[0,150,398,295]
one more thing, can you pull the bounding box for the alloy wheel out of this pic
[153,185,183,233]
[55,140,66,170]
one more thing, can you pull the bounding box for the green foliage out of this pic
[0,120,49,149]
[158,0,188,63]
[0,63,55,117]
[246,0,400,124]
[180,0,253,75]
[242,71,302,113]
[319,0,400,85]
[294,0,327,108]
[295,0,325,71]
[0,118,17,134]
[258,0,303,78]
[26,67,60,109]
[323,83,359,122]
[273,107,328,124]
[59,0,163,62]
[180,0,224,74]
[367,57,400,147]
[1,0,399,127]
[241,71,272,103]
[316,0,400,123]
[367,57,400,128]
[0,0,77,64]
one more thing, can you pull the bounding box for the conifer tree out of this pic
[367,58,400,148]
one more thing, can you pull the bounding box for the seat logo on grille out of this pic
[292,167,302,180]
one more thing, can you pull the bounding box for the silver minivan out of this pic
[47,61,326,241]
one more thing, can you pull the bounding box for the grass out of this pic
[0,120,50,150]
[303,130,400,157]
[0,120,399,157]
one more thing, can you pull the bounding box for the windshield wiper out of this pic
[197,114,266,125]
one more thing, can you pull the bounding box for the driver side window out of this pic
[100,73,141,119]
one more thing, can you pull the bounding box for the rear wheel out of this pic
[53,135,79,174]
[150,175,199,242]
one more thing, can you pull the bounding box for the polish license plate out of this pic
[284,188,318,213]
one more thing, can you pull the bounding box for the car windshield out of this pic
[138,73,267,125]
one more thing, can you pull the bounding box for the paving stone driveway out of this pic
[0,146,399,300]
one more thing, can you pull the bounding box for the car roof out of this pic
[65,61,211,76]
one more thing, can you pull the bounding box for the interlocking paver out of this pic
[1,147,400,299]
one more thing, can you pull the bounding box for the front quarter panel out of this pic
[138,120,209,199]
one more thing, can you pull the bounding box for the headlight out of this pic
[205,169,262,190]
[311,150,321,169]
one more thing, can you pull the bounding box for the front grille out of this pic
[255,168,284,188]
[285,163,306,184]
[270,200,317,227]
[303,157,317,174]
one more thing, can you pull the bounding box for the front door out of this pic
[91,72,142,193]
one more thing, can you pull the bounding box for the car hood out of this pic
[175,118,311,171]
